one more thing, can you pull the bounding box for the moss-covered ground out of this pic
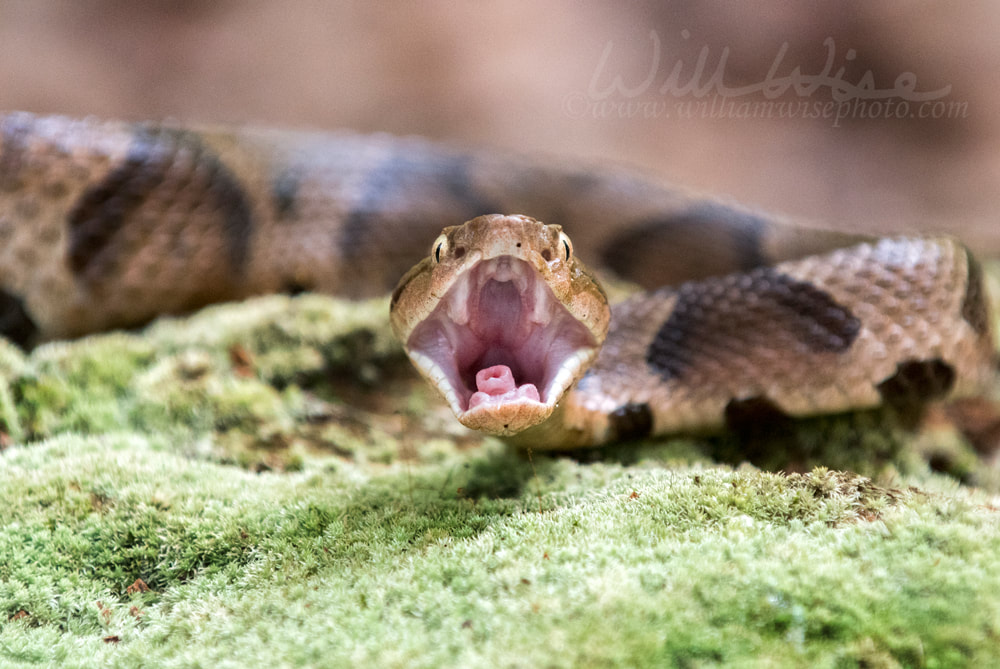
[1,286,999,668]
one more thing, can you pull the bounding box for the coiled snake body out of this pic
[0,112,994,448]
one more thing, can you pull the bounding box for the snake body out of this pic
[0,112,994,448]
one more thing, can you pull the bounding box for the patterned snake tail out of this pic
[0,112,995,449]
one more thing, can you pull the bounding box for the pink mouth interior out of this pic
[406,256,595,413]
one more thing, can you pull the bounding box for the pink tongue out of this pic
[468,365,540,410]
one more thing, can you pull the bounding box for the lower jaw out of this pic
[458,398,555,436]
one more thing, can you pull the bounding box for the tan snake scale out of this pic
[0,112,994,449]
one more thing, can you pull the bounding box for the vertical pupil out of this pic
[435,244,443,262]
[563,240,570,260]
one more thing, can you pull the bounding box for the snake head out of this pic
[390,214,610,436]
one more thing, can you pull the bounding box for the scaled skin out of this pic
[392,218,996,450]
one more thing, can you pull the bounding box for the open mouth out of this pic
[405,255,598,432]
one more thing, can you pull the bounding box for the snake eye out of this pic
[558,231,573,261]
[432,234,448,263]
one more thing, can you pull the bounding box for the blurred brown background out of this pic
[1,1,997,250]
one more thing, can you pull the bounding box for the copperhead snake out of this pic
[0,112,994,450]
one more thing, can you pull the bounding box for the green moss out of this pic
[0,294,421,471]
[32,334,157,393]
[2,435,999,667]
